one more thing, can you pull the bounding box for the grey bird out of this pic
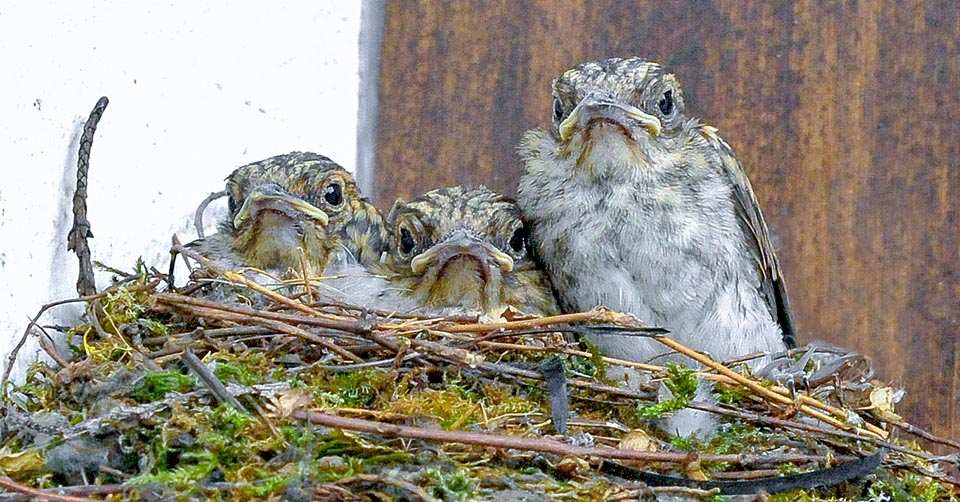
[517,57,796,435]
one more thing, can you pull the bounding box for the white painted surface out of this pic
[0,1,363,381]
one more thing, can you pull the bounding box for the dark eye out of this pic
[657,90,674,116]
[552,98,564,122]
[324,183,343,206]
[509,226,527,254]
[399,227,415,255]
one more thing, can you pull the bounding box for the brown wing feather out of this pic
[703,126,797,348]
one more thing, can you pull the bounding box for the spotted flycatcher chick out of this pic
[380,186,558,318]
[517,57,796,435]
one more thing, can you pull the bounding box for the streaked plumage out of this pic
[380,186,558,318]
[187,152,389,304]
[222,151,388,269]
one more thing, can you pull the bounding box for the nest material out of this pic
[1,249,958,502]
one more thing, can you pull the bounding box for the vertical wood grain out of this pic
[376,1,960,444]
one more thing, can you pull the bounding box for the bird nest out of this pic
[1,250,958,502]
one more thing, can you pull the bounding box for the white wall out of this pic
[0,1,365,380]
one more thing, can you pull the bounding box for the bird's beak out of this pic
[233,190,329,228]
[410,229,515,275]
[558,90,662,141]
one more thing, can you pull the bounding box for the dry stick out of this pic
[439,308,635,334]
[0,476,98,502]
[183,347,247,412]
[66,96,109,297]
[292,409,851,467]
[151,293,418,364]
[156,301,363,363]
[3,295,103,393]
[559,336,878,436]
[334,474,441,502]
[652,336,887,439]
[152,292,374,333]
[151,293,424,363]
[0,485,127,502]
[169,244,321,317]
[691,400,938,462]
[888,418,960,450]
[176,243,353,322]
[409,337,653,401]
[193,190,227,239]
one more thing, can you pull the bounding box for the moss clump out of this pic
[637,362,698,419]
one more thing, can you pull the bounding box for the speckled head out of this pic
[384,186,525,279]
[383,186,556,316]
[225,152,360,231]
[551,57,687,142]
[224,152,387,267]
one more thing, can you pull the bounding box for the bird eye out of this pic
[552,98,564,122]
[657,90,674,116]
[324,183,343,206]
[399,227,415,255]
[509,225,527,254]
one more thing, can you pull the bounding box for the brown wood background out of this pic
[374,1,960,443]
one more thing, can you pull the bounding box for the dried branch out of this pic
[193,190,227,239]
[0,476,99,502]
[334,474,442,502]
[653,335,887,438]
[292,409,852,467]
[66,96,109,297]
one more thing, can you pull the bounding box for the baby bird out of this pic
[379,186,558,318]
[517,58,796,436]
[194,180,333,277]
[223,151,388,270]
[188,152,388,303]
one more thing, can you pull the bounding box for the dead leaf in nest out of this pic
[618,428,659,469]
[555,456,591,480]
[619,429,659,453]
[265,387,312,418]
[0,447,44,474]
[683,457,710,481]
[866,385,904,421]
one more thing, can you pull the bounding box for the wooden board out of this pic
[376,0,960,445]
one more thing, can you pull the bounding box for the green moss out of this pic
[130,371,194,403]
[426,467,478,501]
[637,362,698,419]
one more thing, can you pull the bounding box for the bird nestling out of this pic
[188,152,389,303]
[517,58,796,435]
[379,186,558,318]
[222,151,388,271]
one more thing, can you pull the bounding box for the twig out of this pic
[653,335,886,438]
[0,484,126,502]
[182,348,248,412]
[690,400,940,462]
[889,418,960,450]
[66,96,109,297]
[0,476,98,502]
[3,297,89,394]
[152,299,363,363]
[193,190,227,239]
[439,307,639,334]
[297,247,315,304]
[291,409,851,467]
[334,474,442,502]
